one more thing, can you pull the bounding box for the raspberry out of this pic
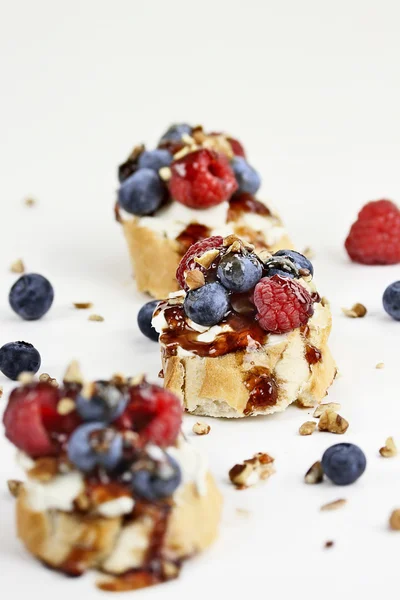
[168,149,238,209]
[3,382,81,457]
[227,136,246,157]
[116,381,182,447]
[176,235,223,289]
[345,200,400,265]
[253,275,314,333]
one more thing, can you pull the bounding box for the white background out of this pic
[1,0,400,597]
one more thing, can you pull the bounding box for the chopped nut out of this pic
[24,196,36,207]
[341,303,367,318]
[57,397,76,415]
[63,360,83,385]
[257,249,273,262]
[129,373,145,386]
[379,436,397,458]
[110,373,126,386]
[299,421,317,436]
[313,403,341,418]
[321,296,330,308]
[159,166,171,181]
[192,422,210,436]
[376,362,385,369]
[389,509,400,530]
[88,314,104,322]
[229,452,275,489]
[7,479,23,498]
[17,372,34,384]
[304,461,324,484]
[73,302,93,310]
[127,144,145,162]
[39,373,58,387]
[321,498,347,511]
[318,411,349,434]
[324,540,334,549]
[223,234,242,247]
[28,457,59,482]
[185,269,205,290]
[302,246,315,259]
[10,259,25,274]
[194,248,220,269]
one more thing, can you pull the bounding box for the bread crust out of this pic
[15,474,222,576]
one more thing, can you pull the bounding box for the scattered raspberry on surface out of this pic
[176,235,223,289]
[345,199,400,265]
[168,149,238,209]
[253,275,314,333]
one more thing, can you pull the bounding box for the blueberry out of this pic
[218,253,262,292]
[159,123,192,144]
[184,282,230,327]
[274,250,314,277]
[68,422,123,473]
[383,281,400,321]
[263,256,298,279]
[231,157,261,195]
[137,300,160,342]
[9,273,54,320]
[321,443,366,485]
[118,169,165,216]
[138,149,172,172]
[0,341,41,380]
[76,381,128,423]
[131,452,181,501]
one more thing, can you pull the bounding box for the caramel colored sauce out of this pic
[176,223,211,254]
[85,481,132,505]
[228,192,271,222]
[60,548,97,577]
[305,344,322,365]
[243,368,278,415]
[98,570,162,592]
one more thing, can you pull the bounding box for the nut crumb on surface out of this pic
[73,302,93,310]
[24,197,36,206]
[389,509,400,530]
[88,314,104,322]
[236,508,251,517]
[376,362,385,369]
[321,498,347,511]
[313,403,341,418]
[229,452,275,489]
[10,259,25,274]
[192,422,210,436]
[379,436,397,458]
[305,461,324,484]
[299,421,317,436]
[318,411,349,434]
[0,386,3,398]
[324,540,334,549]
[341,303,367,318]
[7,479,22,498]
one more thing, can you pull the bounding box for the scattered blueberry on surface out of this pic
[68,422,123,472]
[263,256,298,279]
[274,249,314,277]
[0,341,41,380]
[231,157,261,195]
[76,381,128,423]
[159,123,192,144]
[138,149,172,172]
[383,281,400,321]
[321,443,366,485]
[9,273,54,320]
[137,300,160,342]
[131,452,182,501]
[118,168,165,215]
[218,253,262,292]
[184,282,230,327]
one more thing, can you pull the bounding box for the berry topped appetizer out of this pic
[116,123,292,298]
[3,363,221,592]
[152,235,336,418]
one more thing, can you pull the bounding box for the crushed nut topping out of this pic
[7,479,23,498]
[10,259,25,274]
[57,397,76,415]
[305,461,324,484]
[318,411,349,434]
[313,403,341,418]
[376,362,385,369]
[389,509,400,530]
[192,422,210,436]
[194,248,220,269]
[159,166,172,181]
[89,314,104,322]
[63,360,83,385]
[321,296,330,308]
[379,437,397,458]
[17,372,34,384]
[28,457,59,482]
[299,421,317,436]
[185,269,205,290]
[320,498,347,511]
[73,302,93,310]
[341,303,367,318]
[24,197,36,207]
[39,373,58,387]
[229,452,275,489]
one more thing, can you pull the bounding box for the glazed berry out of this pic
[345,199,400,265]
[76,381,128,423]
[159,123,192,144]
[231,157,261,195]
[116,381,182,447]
[263,256,298,279]
[137,300,160,342]
[217,253,262,292]
[118,168,165,215]
[227,136,246,158]
[131,452,181,501]
[383,281,400,320]
[322,443,366,485]
[253,275,314,333]
[68,422,123,473]
[274,250,314,277]
[169,149,238,209]
[138,149,172,172]
[9,273,54,320]
[184,282,230,327]
[0,341,41,380]
[176,235,223,289]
